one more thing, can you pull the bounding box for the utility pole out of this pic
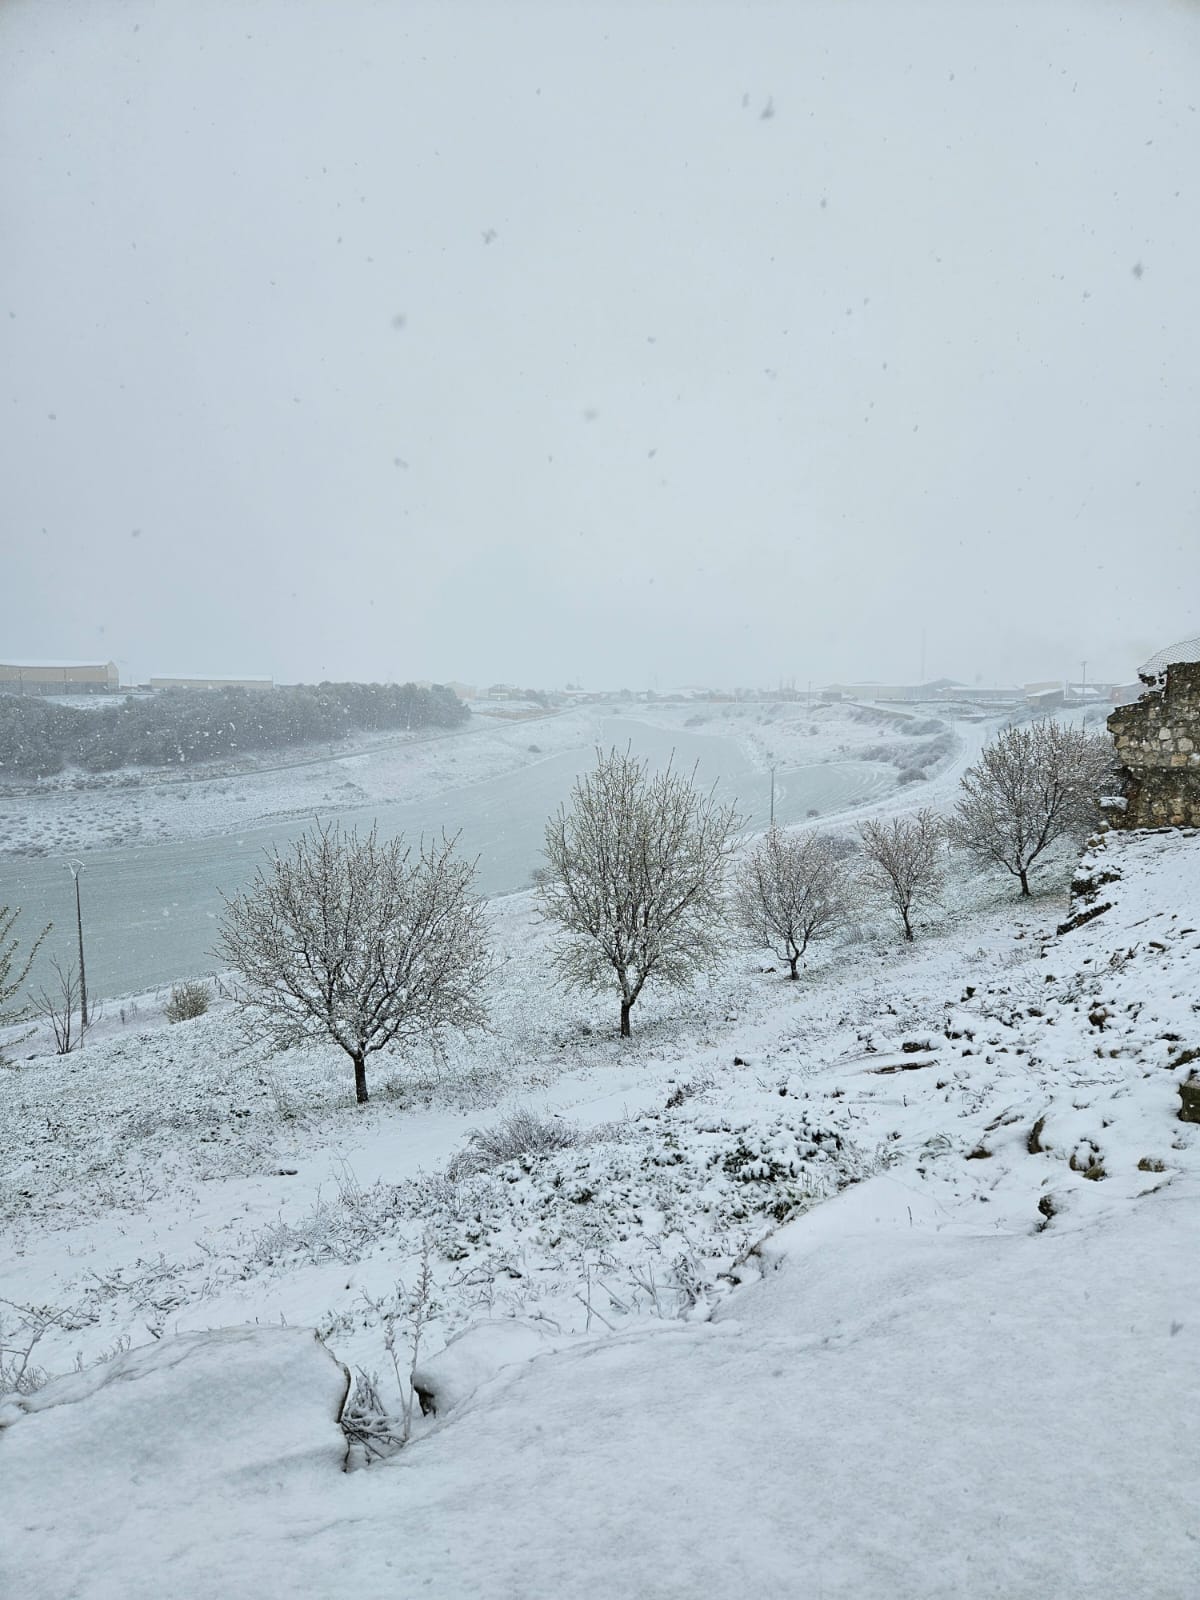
[1080,660,1087,702]
[769,764,777,827]
[67,860,88,1031]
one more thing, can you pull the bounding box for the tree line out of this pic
[0,681,468,779]
[0,719,1115,1103]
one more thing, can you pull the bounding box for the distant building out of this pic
[822,680,977,704]
[0,659,119,694]
[1025,684,1066,710]
[149,676,273,691]
[822,682,921,703]
[936,684,1022,706]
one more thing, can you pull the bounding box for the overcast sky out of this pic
[2,0,1198,691]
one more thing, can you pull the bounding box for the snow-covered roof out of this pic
[1139,634,1200,678]
[0,659,115,669]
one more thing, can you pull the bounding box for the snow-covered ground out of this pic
[633,695,960,778]
[2,824,1198,1596]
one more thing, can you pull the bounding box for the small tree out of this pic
[949,720,1114,896]
[735,828,850,978]
[34,958,95,1055]
[0,906,49,1063]
[217,822,491,1104]
[858,809,944,941]
[540,747,740,1036]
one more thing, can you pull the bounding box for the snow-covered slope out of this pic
[2,828,1199,1596]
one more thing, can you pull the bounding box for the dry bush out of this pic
[447,1107,580,1179]
[164,979,211,1024]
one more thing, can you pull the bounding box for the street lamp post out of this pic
[67,860,88,1031]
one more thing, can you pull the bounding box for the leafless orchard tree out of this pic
[217,822,491,1104]
[539,747,741,1037]
[0,906,48,1064]
[34,958,95,1055]
[735,828,851,978]
[948,720,1115,896]
[858,808,944,942]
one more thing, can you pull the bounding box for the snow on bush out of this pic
[164,979,211,1023]
[446,1106,581,1179]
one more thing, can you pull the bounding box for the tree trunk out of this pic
[1018,868,1031,897]
[352,1050,369,1104]
[902,908,914,942]
[619,999,632,1037]
[788,955,799,979]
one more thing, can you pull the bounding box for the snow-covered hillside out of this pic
[2,827,1198,1597]
[0,700,960,859]
[0,706,596,857]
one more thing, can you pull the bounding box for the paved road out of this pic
[2,717,897,999]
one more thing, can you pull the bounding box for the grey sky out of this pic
[3,0,1198,690]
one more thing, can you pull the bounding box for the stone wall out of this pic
[1107,660,1200,828]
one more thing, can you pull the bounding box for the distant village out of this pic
[0,658,1140,712]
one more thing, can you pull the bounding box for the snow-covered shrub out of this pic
[448,1107,580,1179]
[341,1368,405,1466]
[164,980,211,1023]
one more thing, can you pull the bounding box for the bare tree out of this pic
[949,720,1114,896]
[217,822,491,1104]
[735,828,850,978]
[0,906,49,1063]
[858,809,944,941]
[540,747,740,1036]
[34,958,95,1054]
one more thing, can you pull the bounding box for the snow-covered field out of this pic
[2,823,1198,1597]
[632,694,960,778]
